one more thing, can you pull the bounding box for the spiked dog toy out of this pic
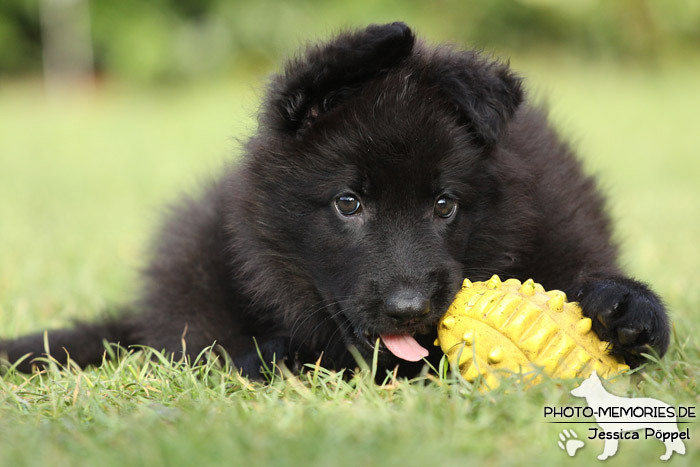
[437,275,629,389]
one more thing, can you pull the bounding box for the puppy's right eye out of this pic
[335,194,362,216]
[434,195,457,219]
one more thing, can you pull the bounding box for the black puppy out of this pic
[1,23,669,377]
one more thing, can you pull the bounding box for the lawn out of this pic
[1,57,699,466]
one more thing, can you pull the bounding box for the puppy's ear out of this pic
[434,51,523,147]
[265,22,415,136]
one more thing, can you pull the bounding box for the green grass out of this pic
[1,58,699,466]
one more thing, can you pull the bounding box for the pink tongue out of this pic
[380,334,429,362]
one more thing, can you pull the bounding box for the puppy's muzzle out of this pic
[384,288,430,323]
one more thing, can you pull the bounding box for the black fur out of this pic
[0,23,670,377]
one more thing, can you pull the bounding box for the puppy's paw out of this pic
[234,336,291,379]
[576,277,670,367]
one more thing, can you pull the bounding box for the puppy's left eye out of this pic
[434,195,457,218]
[335,194,362,216]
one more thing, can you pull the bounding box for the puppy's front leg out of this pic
[232,336,293,379]
[572,276,670,367]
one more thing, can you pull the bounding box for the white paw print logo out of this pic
[558,429,584,457]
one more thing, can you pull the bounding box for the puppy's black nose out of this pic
[385,288,430,321]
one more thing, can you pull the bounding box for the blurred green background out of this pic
[1,0,700,81]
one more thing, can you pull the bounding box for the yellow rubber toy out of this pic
[437,275,629,389]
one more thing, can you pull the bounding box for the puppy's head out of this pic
[239,23,523,365]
